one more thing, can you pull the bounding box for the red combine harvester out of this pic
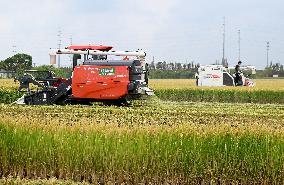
[16,45,154,105]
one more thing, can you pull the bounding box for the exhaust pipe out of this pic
[50,55,57,65]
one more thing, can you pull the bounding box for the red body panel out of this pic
[72,65,129,99]
[67,45,113,51]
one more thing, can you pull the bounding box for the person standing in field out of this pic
[235,61,243,86]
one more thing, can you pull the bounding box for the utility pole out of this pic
[57,29,62,68]
[151,56,155,70]
[266,42,270,68]
[222,17,226,61]
[70,35,73,45]
[69,35,73,64]
[222,17,227,67]
[238,30,241,61]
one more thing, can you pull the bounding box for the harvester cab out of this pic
[16,45,154,105]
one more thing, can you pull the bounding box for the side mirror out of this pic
[73,54,81,69]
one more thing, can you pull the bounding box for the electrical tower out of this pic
[266,42,270,68]
[57,29,62,68]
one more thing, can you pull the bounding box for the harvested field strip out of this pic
[0,103,283,127]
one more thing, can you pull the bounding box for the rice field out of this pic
[149,79,284,91]
[0,79,19,89]
[0,101,284,183]
[0,177,90,185]
[1,78,284,91]
[1,79,284,104]
[0,78,284,183]
[150,79,284,104]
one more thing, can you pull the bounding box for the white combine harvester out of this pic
[196,65,256,87]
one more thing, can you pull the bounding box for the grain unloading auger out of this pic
[15,45,154,105]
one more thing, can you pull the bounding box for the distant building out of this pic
[0,70,16,78]
[273,74,279,78]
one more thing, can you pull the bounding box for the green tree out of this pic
[32,65,72,78]
[0,61,4,70]
[0,53,32,71]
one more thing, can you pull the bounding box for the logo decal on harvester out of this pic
[99,68,115,76]
[205,74,221,79]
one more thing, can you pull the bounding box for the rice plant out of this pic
[0,103,283,183]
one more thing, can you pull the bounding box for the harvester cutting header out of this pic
[16,45,154,105]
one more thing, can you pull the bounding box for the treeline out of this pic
[29,62,284,79]
[32,65,72,78]
[1,53,283,79]
[148,61,198,79]
[149,70,196,79]
[0,54,32,71]
[148,61,200,71]
[256,63,284,78]
[148,61,284,79]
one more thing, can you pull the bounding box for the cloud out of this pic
[0,0,283,68]
[131,0,179,14]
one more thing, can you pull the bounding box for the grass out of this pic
[0,102,284,183]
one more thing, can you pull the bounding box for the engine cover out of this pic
[72,65,129,99]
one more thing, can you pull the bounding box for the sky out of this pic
[0,0,283,69]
